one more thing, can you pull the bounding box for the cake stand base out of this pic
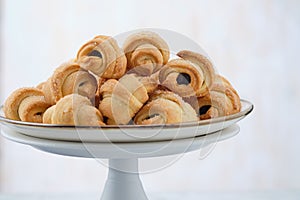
[101,158,148,200]
[0,123,247,200]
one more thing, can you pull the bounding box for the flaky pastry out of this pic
[4,87,50,123]
[134,90,198,125]
[123,31,170,75]
[198,75,241,120]
[159,58,205,97]
[41,61,97,105]
[172,50,216,97]
[99,73,158,125]
[43,94,105,126]
[76,35,127,79]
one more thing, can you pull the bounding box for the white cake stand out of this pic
[1,125,239,200]
[0,100,253,200]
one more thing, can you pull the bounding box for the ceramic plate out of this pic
[1,124,240,158]
[0,99,253,142]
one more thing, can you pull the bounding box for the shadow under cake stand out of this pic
[0,100,253,200]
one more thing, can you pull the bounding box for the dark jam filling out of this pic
[176,73,191,85]
[35,112,43,116]
[88,50,102,58]
[79,81,86,87]
[145,114,160,120]
[199,105,211,115]
[102,116,108,124]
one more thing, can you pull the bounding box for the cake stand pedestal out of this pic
[101,159,147,200]
[1,124,240,200]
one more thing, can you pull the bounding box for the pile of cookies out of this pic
[3,31,241,126]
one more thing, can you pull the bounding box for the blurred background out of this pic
[0,0,300,199]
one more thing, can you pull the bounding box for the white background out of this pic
[0,0,300,196]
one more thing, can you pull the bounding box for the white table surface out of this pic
[0,191,299,200]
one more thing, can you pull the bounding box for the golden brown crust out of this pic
[123,31,170,75]
[136,75,158,94]
[4,33,242,126]
[94,77,107,108]
[43,105,56,124]
[134,90,198,125]
[99,79,145,125]
[98,73,155,125]
[197,75,241,119]
[36,82,46,90]
[4,87,50,122]
[177,50,216,97]
[200,106,219,120]
[43,94,105,126]
[42,61,97,105]
[159,58,204,97]
[76,35,127,79]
